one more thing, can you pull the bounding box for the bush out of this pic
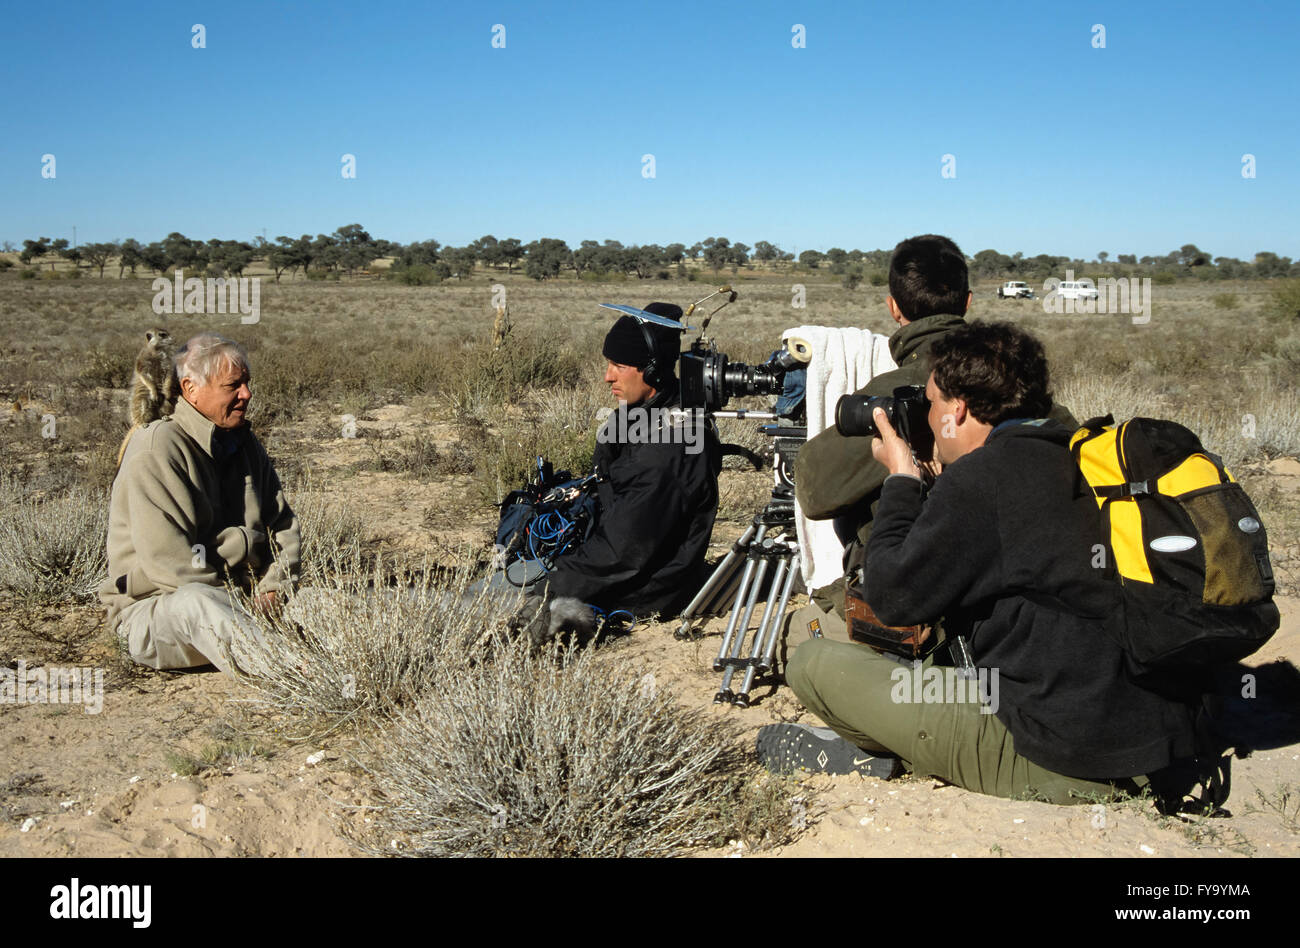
[1212,293,1239,310]
[387,264,447,286]
[80,348,133,388]
[869,270,888,287]
[842,269,863,291]
[1152,271,1177,286]
[0,258,13,270]
[41,269,61,280]
[20,269,36,279]
[0,487,109,603]
[1269,280,1300,321]
[290,486,368,585]
[353,633,794,857]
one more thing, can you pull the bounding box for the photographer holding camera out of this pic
[790,234,1074,646]
[759,322,1199,803]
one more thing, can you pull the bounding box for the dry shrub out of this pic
[230,557,506,736]
[354,634,795,857]
[289,485,369,584]
[0,486,108,603]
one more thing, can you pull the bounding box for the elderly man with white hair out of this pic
[100,332,299,675]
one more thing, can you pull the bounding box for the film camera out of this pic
[834,384,933,457]
[678,339,803,416]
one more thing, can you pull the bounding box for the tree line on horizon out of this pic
[5,226,1297,285]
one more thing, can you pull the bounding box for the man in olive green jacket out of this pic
[793,236,972,629]
[99,333,299,676]
[792,235,1073,635]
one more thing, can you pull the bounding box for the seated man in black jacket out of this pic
[521,304,722,641]
[758,322,1198,803]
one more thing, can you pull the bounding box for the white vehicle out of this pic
[997,281,1034,299]
[1058,280,1099,300]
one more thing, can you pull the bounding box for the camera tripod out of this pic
[674,424,806,707]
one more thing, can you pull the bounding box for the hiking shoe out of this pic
[756,723,900,778]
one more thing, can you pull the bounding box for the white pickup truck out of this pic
[996,281,1034,299]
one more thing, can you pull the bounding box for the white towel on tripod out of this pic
[781,326,896,592]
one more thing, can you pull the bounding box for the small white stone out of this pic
[859,816,872,826]
[128,775,141,784]
[1139,844,1155,855]
[20,818,37,832]
[306,751,326,766]
[59,800,77,809]
[1013,818,1025,824]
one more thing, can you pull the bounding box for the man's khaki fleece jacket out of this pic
[98,396,300,628]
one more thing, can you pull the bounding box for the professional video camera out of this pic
[679,341,802,416]
[834,384,933,458]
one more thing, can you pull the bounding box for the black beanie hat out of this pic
[602,303,683,373]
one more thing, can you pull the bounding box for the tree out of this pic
[523,238,571,281]
[1176,244,1210,268]
[1097,251,1109,263]
[443,246,477,279]
[81,242,115,277]
[117,238,144,277]
[161,232,198,272]
[627,244,665,279]
[752,241,780,264]
[972,249,1011,278]
[473,235,502,268]
[798,249,824,269]
[1254,252,1292,278]
[702,237,732,272]
[20,237,51,268]
[729,242,750,269]
[498,238,523,274]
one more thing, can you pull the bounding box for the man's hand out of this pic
[870,408,922,478]
[252,590,281,616]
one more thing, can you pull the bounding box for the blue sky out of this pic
[1,0,1295,260]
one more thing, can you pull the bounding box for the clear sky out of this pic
[1,0,1295,261]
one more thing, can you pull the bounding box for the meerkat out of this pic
[117,328,180,467]
[130,328,180,426]
[492,302,511,350]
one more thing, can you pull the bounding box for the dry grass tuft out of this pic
[351,633,798,857]
[0,486,108,604]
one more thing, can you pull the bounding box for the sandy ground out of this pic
[2,406,1298,859]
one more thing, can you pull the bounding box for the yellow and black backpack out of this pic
[1071,415,1280,685]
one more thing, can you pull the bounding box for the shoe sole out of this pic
[756,723,899,778]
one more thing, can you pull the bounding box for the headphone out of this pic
[634,317,667,389]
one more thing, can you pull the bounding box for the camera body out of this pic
[835,384,933,457]
[679,339,800,414]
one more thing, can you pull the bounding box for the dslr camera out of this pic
[834,384,933,456]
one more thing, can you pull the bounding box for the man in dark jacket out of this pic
[792,235,971,638]
[790,235,1072,639]
[760,322,1198,802]
[524,304,722,638]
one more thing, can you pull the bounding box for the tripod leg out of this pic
[717,555,770,702]
[734,549,798,705]
[712,525,766,672]
[674,523,756,640]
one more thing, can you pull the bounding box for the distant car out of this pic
[1058,280,1099,300]
[997,281,1034,299]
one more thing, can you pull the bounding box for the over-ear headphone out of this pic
[634,317,664,388]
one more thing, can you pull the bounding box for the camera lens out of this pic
[835,394,893,437]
